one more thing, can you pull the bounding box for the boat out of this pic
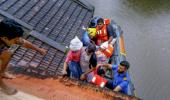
[82,16,136,96]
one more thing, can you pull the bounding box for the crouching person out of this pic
[62,36,83,79]
[98,61,130,94]
[0,18,47,95]
[80,43,97,80]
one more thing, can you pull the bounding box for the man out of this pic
[96,18,117,46]
[0,18,46,95]
[97,61,130,94]
[82,28,97,46]
[80,43,97,80]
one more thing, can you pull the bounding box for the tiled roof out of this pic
[0,0,93,46]
[9,35,65,77]
[0,0,94,77]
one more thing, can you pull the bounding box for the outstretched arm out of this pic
[97,63,112,69]
[80,67,95,80]
[16,38,46,55]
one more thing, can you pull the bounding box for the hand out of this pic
[82,26,87,30]
[38,48,47,55]
[80,74,86,80]
[62,70,67,75]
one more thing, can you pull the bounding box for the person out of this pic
[80,42,114,82]
[97,61,130,94]
[88,17,99,28]
[82,27,97,46]
[95,18,117,46]
[0,18,46,95]
[95,41,115,65]
[62,36,83,79]
[79,43,97,80]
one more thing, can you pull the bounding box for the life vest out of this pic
[100,41,114,58]
[91,74,108,88]
[87,70,108,88]
[96,19,111,45]
[104,19,110,25]
[101,44,114,58]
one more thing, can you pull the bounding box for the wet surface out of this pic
[4,75,139,100]
[85,0,170,100]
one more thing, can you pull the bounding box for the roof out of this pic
[0,0,94,77]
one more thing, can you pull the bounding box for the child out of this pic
[62,36,83,79]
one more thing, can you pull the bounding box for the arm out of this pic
[62,50,72,75]
[114,80,128,92]
[80,53,97,80]
[110,38,117,45]
[18,38,46,55]
[84,66,95,75]
[108,36,113,44]
[80,67,95,80]
[62,62,68,75]
[98,63,112,69]
[107,25,117,43]
[1,37,46,55]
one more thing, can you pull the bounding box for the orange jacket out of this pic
[96,19,110,45]
[100,44,114,58]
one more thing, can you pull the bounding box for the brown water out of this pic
[86,0,170,100]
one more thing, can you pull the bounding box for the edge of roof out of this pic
[0,9,33,30]
[72,0,95,12]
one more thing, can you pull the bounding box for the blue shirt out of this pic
[107,24,117,38]
[112,65,129,94]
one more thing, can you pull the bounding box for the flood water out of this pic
[85,0,170,100]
